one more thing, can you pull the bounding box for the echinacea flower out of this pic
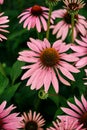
[61,95,87,129]
[0,0,4,4]
[0,12,9,41]
[51,9,87,40]
[18,38,79,93]
[71,36,87,68]
[63,0,85,12]
[83,69,87,85]
[18,5,53,32]
[0,101,23,130]
[20,110,45,130]
[47,116,84,130]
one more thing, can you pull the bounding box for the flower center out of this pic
[25,121,38,130]
[68,3,79,11]
[31,5,43,16]
[40,48,59,67]
[64,12,78,24]
[79,112,87,128]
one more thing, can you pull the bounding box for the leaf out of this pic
[0,83,21,102]
[54,108,64,119]
[10,61,25,84]
[48,85,66,107]
[14,87,36,112]
[0,72,9,95]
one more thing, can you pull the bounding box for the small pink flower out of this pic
[20,110,45,130]
[51,9,87,40]
[0,0,4,4]
[0,12,9,41]
[61,95,87,129]
[47,116,84,130]
[71,36,87,68]
[18,5,53,32]
[0,101,23,130]
[18,38,79,93]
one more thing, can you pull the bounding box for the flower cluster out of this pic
[0,0,87,129]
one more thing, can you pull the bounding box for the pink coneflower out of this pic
[0,101,23,130]
[20,110,45,130]
[18,38,79,93]
[51,9,87,40]
[0,0,4,4]
[18,5,53,32]
[0,12,9,41]
[71,36,87,68]
[61,95,87,128]
[47,116,84,130]
[63,0,85,12]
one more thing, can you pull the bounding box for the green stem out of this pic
[46,5,52,40]
[71,13,75,43]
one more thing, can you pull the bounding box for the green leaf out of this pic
[14,87,36,112]
[48,85,66,107]
[0,82,21,102]
[10,61,25,84]
[54,108,64,119]
[0,72,9,95]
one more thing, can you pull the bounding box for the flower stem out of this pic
[46,5,52,40]
[71,13,75,43]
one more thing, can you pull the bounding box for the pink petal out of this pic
[52,21,65,35]
[21,62,40,80]
[44,68,52,92]
[51,69,59,93]
[19,14,30,23]
[56,24,67,39]
[76,57,87,68]
[56,69,70,86]
[67,101,83,114]
[58,65,75,81]
[59,61,80,73]
[40,16,47,31]
[60,53,79,62]
[76,23,86,36]
[36,17,41,32]
[27,41,40,53]
[61,107,80,118]
[30,38,43,51]
[44,38,51,48]
[0,101,7,113]
[81,95,87,111]
[61,24,69,40]
[74,96,85,112]
[75,39,87,47]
